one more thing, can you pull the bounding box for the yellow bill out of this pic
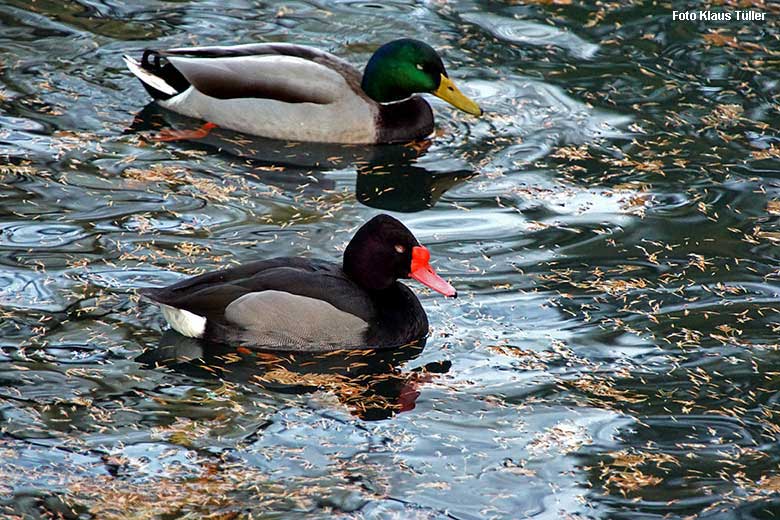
[432,74,482,116]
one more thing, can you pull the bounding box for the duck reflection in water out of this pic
[127,105,474,213]
[137,331,451,421]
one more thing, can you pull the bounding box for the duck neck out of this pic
[375,97,434,143]
[343,261,395,292]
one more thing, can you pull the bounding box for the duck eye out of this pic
[416,63,424,71]
[395,244,406,254]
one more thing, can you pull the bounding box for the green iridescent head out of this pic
[361,39,482,116]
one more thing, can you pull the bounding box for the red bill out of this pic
[409,246,457,297]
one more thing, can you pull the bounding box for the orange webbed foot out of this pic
[151,122,217,142]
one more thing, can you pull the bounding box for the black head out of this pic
[343,214,456,296]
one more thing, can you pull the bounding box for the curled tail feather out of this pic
[124,51,190,100]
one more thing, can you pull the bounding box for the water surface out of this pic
[1,0,780,518]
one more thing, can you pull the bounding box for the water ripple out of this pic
[461,12,600,60]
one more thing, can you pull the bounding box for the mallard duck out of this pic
[123,38,482,144]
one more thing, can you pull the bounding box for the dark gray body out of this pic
[141,257,429,351]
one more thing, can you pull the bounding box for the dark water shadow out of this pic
[137,330,451,421]
[126,104,475,213]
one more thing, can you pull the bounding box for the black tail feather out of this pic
[135,50,190,100]
[138,286,165,303]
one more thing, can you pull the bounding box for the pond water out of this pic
[1,0,780,518]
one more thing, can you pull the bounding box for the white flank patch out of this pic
[123,55,178,96]
[160,304,206,338]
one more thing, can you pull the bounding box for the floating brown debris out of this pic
[701,104,744,129]
[67,463,285,520]
[528,421,591,456]
[0,162,37,177]
[508,0,572,5]
[569,375,647,405]
[123,164,238,203]
[551,145,591,161]
[597,450,676,496]
[603,469,663,496]
[752,144,780,161]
